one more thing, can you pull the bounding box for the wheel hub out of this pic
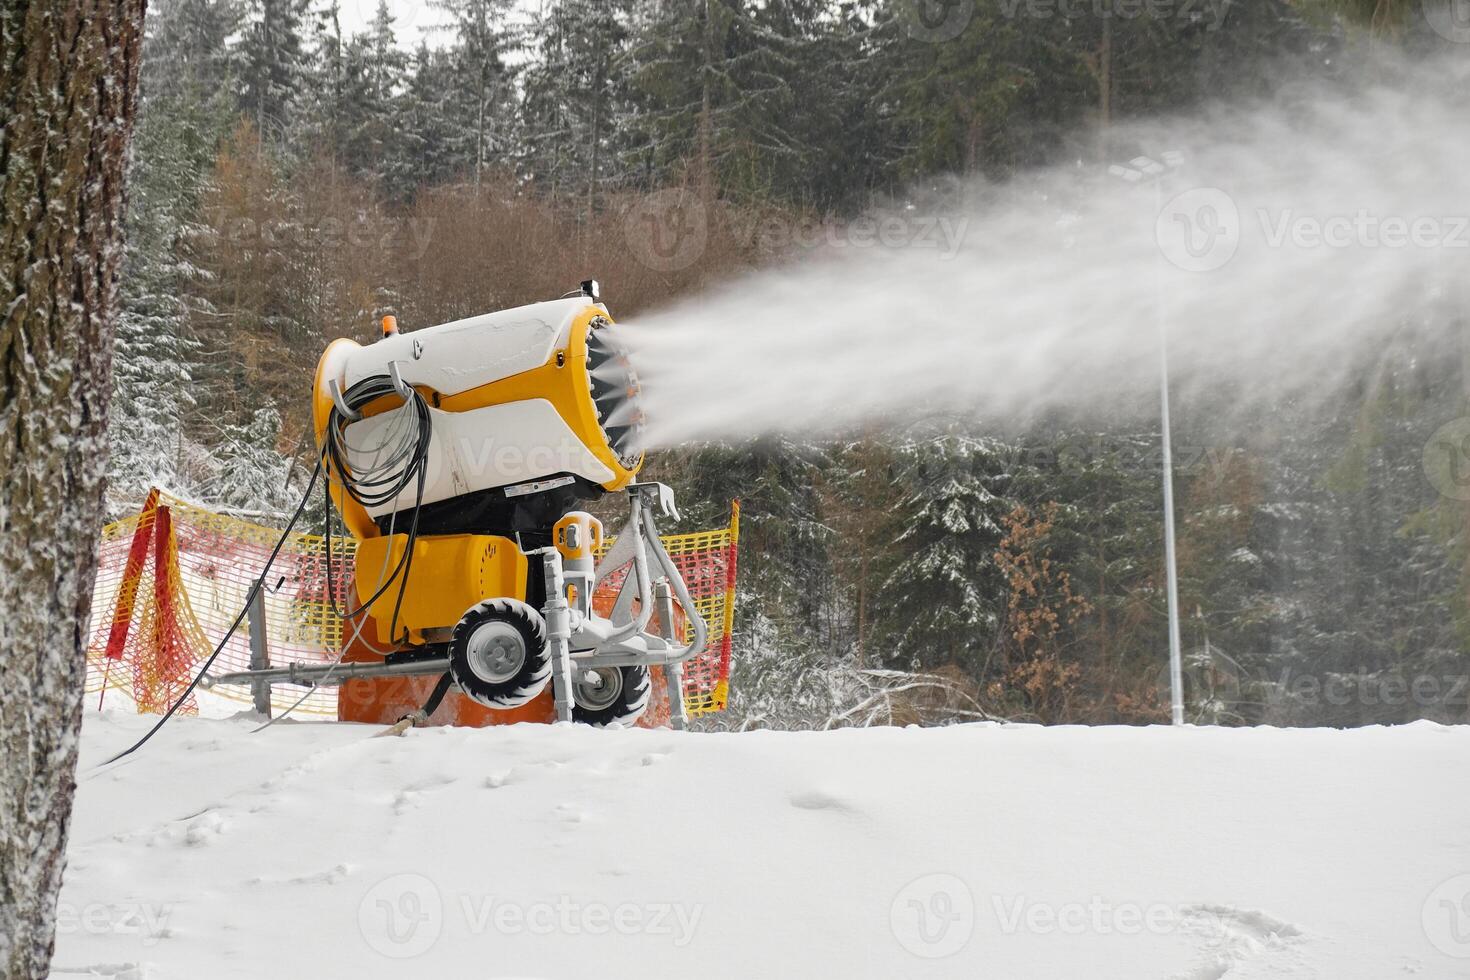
[573,666,623,711]
[464,621,527,684]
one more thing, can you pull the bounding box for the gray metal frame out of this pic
[202,482,709,728]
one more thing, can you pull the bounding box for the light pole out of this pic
[1109,153,1186,727]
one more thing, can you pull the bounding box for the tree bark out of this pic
[0,0,145,974]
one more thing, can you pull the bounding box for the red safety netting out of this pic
[86,489,738,719]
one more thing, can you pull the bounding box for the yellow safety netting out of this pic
[85,489,738,718]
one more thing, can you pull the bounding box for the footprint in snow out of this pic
[404,773,458,792]
[554,802,589,824]
[1174,904,1305,980]
[182,810,228,846]
[789,790,857,814]
[388,772,457,813]
[248,863,356,887]
[293,864,355,886]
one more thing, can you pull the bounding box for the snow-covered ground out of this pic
[52,713,1470,979]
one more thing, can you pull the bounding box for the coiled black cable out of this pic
[321,375,433,510]
[320,374,434,645]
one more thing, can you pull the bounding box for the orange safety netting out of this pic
[85,489,739,719]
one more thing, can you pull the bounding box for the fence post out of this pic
[247,588,272,717]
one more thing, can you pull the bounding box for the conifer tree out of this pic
[294,0,347,162]
[339,0,408,181]
[238,0,314,140]
[521,0,636,212]
[109,0,238,510]
[871,432,1013,674]
[430,0,520,181]
[629,0,810,201]
[391,43,463,193]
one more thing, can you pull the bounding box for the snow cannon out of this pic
[300,281,707,728]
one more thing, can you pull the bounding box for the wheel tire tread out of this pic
[572,665,651,728]
[450,598,550,709]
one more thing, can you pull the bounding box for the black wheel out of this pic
[571,665,650,727]
[448,598,550,709]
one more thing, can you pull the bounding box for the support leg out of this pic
[656,579,688,731]
[548,636,575,723]
[541,551,576,723]
[247,588,272,718]
[665,662,688,731]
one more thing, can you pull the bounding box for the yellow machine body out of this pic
[353,533,528,646]
[314,296,645,646]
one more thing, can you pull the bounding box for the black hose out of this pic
[417,671,454,721]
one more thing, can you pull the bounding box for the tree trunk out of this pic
[963,113,983,176]
[476,61,487,187]
[1460,287,1470,647]
[697,0,714,199]
[588,39,604,221]
[0,0,145,974]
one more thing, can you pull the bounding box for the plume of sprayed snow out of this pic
[618,54,1470,448]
